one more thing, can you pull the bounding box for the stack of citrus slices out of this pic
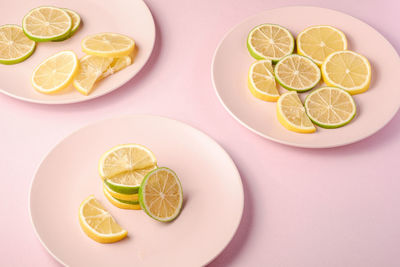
[247,24,372,133]
[79,144,184,243]
[0,6,81,65]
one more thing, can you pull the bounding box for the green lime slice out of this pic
[0,25,36,65]
[22,6,72,42]
[247,23,294,63]
[139,167,183,222]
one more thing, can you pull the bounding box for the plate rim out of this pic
[29,114,244,266]
[211,5,400,149]
[0,0,156,105]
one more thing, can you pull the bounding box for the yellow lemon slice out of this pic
[321,50,371,95]
[82,33,135,57]
[248,60,279,102]
[297,25,347,66]
[277,91,316,133]
[31,50,79,94]
[79,195,127,243]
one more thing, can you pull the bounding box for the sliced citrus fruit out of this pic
[79,195,127,243]
[277,91,316,133]
[297,25,347,66]
[22,6,72,42]
[73,55,113,95]
[99,56,132,79]
[247,24,294,63]
[321,50,371,95]
[103,182,139,202]
[139,167,183,222]
[248,60,279,102]
[103,186,141,210]
[31,50,79,94]
[82,33,135,57]
[53,8,81,41]
[275,54,321,92]
[0,25,36,65]
[99,144,157,194]
[305,87,356,128]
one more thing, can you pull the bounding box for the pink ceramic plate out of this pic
[29,115,244,266]
[212,6,400,148]
[0,0,155,104]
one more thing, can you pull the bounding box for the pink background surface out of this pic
[1,0,400,266]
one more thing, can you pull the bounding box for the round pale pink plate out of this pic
[29,115,244,266]
[0,0,155,104]
[212,6,400,148]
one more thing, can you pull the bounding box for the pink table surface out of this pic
[1,0,400,266]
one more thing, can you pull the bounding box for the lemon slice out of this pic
[247,24,294,62]
[79,195,127,243]
[248,60,279,102]
[99,144,157,194]
[322,50,371,95]
[0,25,36,65]
[73,55,113,95]
[31,50,79,94]
[297,25,347,66]
[103,186,141,210]
[22,6,72,42]
[82,33,135,57]
[104,182,139,202]
[275,54,321,92]
[305,87,356,128]
[139,167,183,222]
[277,91,316,133]
[99,56,132,79]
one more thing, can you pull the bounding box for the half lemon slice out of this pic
[79,195,127,243]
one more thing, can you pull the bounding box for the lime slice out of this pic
[297,25,347,66]
[305,87,356,128]
[0,25,36,65]
[277,91,316,133]
[247,24,294,63]
[31,50,79,94]
[139,167,183,222]
[79,195,128,243]
[73,55,113,95]
[248,60,279,102]
[82,33,135,57]
[275,54,321,92]
[104,167,156,194]
[103,182,139,202]
[321,50,371,95]
[103,186,141,210]
[53,8,81,41]
[22,6,72,42]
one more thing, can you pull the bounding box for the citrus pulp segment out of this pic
[305,87,356,128]
[277,91,316,133]
[275,54,321,92]
[0,25,36,65]
[99,56,132,79]
[79,195,127,243]
[247,24,294,62]
[139,167,183,222]
[297,25,347,66]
